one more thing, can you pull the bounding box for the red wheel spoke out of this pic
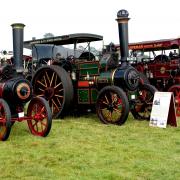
[146,102,153,106]
[169,87,180,117]
[50,72,55,87]
[111,93,117,104]
[32,121,39,131]
[39,106,45,114]
[102,101,108,105]
[113,107,122,113]
[144,94,153,103]
[105,95,109,104]
[40,121,47,127]
[98,100,108,109]
[108,111,112,121]
[32,104,38,114]
[45,72,51,85]
[54,82,62,89]
[55,94,63,98]
[39,88,45,92]
[52,99,60,111]
[54,74,57,86]
[43,75,47,87]
[37,94,44,97]
[56,97,62,106]
[58,88,63,92]
[148,94,154,101]
[37,80,46,88]
[39,121,44,132]
[173,87,180,96]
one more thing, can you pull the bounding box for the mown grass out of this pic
[0,114,179,180]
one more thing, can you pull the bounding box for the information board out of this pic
[150,92,177,128]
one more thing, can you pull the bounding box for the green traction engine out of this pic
[30,9,157,125]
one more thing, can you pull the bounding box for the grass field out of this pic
[0,113,179,180]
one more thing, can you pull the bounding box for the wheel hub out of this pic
[107,104,114,111]
[44,87,54,99]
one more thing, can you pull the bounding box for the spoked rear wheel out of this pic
[27,97,52,137]
[131,84,157,120]
[0,99,11,141]
[31,65,74,118]
[96,86,129,125]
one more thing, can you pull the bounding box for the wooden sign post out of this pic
[150,92,177,128]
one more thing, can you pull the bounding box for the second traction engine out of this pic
[0,23,52,141]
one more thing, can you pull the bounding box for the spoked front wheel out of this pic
[0,99,11,141]
[27,97,52,137]
[131,84,157,120]
[96,86,129,125]
[168,85,180,116]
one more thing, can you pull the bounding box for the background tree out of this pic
[43,33,54,38]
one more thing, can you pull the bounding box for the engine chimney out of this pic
[116,9,130,67]
[11,23,25,73]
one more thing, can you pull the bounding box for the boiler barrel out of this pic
[0,78,32,103]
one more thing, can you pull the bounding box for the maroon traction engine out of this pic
[0,24,52,141]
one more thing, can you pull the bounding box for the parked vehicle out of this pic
[0,23,52,141]
[116,38,180,115]
[23,10,157,124]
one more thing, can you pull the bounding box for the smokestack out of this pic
[116,9,130,67]
[11,23,25,73]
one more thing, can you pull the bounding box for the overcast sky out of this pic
[1,0,180,51]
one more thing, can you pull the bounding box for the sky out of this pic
[1,0,180,51]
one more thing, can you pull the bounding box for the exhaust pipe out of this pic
[114,10,140,91]
[116,9,130,67]
[11,23,25,73]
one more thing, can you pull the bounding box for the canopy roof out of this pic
[24,33,103,49]
[115,38,180,51]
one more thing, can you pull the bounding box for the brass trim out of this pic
[16,83,31,100]
[111,68,117,85]
[116,18,130,23]
[11,23,25,29]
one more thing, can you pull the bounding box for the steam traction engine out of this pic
[28,10,157,124]
[0,23,52,141]
[126,38,180,116]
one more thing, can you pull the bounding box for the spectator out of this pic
[169,51,173,58]
[173,50,178,56]
[55,53,62,60]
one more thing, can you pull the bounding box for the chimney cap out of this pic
[117,9,129,18]
[11,23,25,29]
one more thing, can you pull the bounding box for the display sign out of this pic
[150,92,177,128]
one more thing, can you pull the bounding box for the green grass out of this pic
[0,114,179,180]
